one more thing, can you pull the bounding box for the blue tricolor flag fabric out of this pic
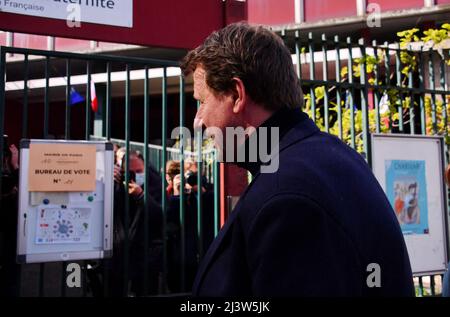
[70,88,85,105]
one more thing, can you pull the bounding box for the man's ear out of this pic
[231,77,246,114]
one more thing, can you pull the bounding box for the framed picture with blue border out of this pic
[371,134,449,276]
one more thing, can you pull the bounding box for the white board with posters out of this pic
[16,139,114,263]
[371,134,450,276]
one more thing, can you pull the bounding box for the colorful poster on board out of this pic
[385,160,429,235]
[35,207,92,244]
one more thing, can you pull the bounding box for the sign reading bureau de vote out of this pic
[28,143,96,192]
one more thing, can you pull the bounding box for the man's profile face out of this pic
[193,66,239,147]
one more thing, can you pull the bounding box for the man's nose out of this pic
[194,108,204,130]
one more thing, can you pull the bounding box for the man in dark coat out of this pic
[180,23,414,296]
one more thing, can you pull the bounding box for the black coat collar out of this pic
[235,107,316,176]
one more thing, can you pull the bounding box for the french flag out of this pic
[90,79,98,113]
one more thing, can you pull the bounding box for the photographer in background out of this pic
[114,148,162,203]
[165,160,181,198]
[166,164,215,293]
[0,135,20,297]
[89,149,163,296]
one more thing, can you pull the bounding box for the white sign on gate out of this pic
[0,0,133,28]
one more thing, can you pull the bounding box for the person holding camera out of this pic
[89,149,163,296]
[166,165,215,292]
[165,160,181,198]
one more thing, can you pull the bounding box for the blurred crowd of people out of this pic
[89,145,215,296]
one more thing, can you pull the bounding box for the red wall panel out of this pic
[12,33,48,50]
[367,0,424,11]
[247,0,295,25]
[0,32,7,46]
[304,0,357,23]
[55,38,93,52]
